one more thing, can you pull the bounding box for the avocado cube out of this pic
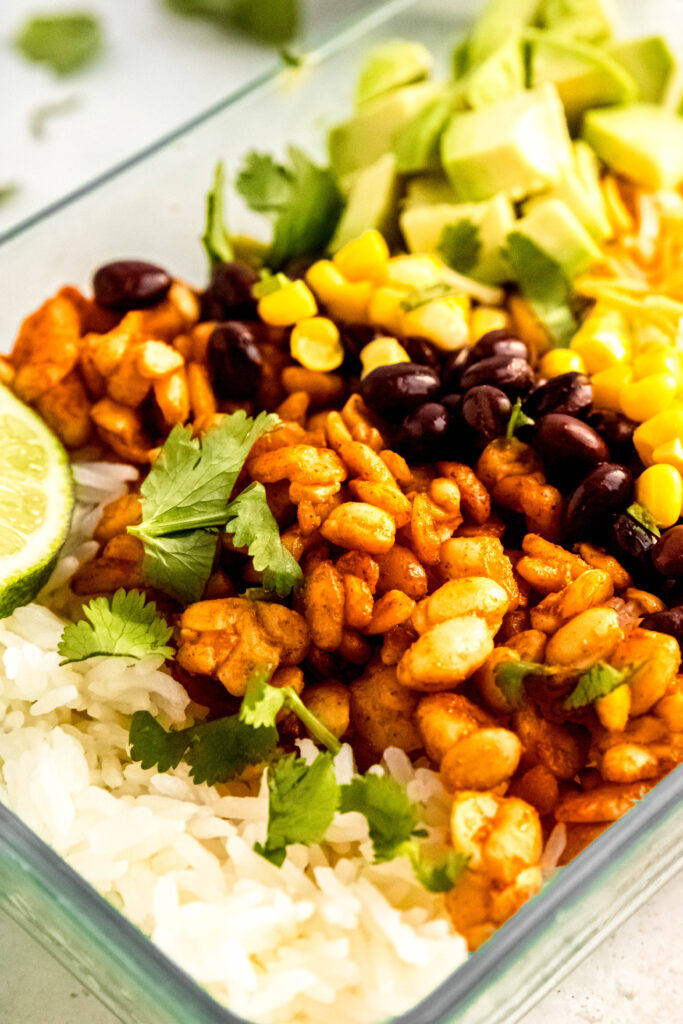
[329,154,400,252]
[465,0,541,69]
[607,36,676,104]
[355,40,433,107]
[536,0,615,44]
[510,197,602,279]
[328,82,440,178]
[403,176,459,207]
[440,83,573,202]
[462,38,526,109]
[523,167,611,241]
[582,103,683,189]
[529,32,638,131]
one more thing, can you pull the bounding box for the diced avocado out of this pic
[529,31,637,131]
[329,82,440,178]
[400,193,515,284]
[509,197,602,279]
[607,36,676,104]
[523,167,611,240]
[582,103,683,190]
[440,83,573,202]
[329,154,400,252]
[462,38,526,109]
[403,176,459,207]
[452,38,469,79]
[465,0,540,69]
[536,0,615,43]
[354,40,434,107]
[393,92,460,175]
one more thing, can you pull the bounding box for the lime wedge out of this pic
[0,384,73,617]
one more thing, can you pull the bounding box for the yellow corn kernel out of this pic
[470,306,510,340]
[539,349,587,378]
[633,409,683,465]
[359,337,410,378]
[508,295,550,357]
[652,438,683,475]
[290,317,344,372]
[400,296,469,352]
[369,286,409,335]
[305,260,372,323]
[619,373,678,423]
[595,683,631,732]
[257,280,317,327]
[635,463,683,528]
[633,346,683,388]
[385,254,446,290]
[333,229,389,283]
[570,309,631,373]
[591,365,634,410]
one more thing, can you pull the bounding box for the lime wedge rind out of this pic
[0,385,74,619]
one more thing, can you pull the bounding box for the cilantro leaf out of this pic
[438,220,482,276]
[15,13,102,75]
[340,773,422,862]
[506,397,535,438]
[0,185,18,206]
[224,482,303,597]
[505,233,578,348]
[165,0,298,44]
[400,282,459,312]
[408,847,469,893]
[139,529,219,605]
[256,752,339,866]
[563,661,630,710]
[252,270,290,298]
[129,711,192,772]
[202,162,234,270]
[626,503,661,537]
[236,147,343,269]
[58,589,173,665]
[494,659,551,708]
[129,709,277,784]
[240,672,342,753]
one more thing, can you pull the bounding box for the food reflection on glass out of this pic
[3,0,683,1020]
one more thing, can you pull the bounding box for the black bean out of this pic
[470,330,528,362]
[609,512,658,576]
[396,402,451,462]
[460,385,511,444]
[207,322,263,400]
[200,262,259,321]
[360,363,441,423]
[563,463,634,537]
[534,414,609,472]
[640,606,683,643]
[652,525,683,577]
[524,372,592,420]
[441,348,473,393]
[586,409,638,457]
[93,260,172,311]
[340,323,375,357]
[459,355,534,396]
[402,335,443,370]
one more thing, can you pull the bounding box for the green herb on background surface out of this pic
[165,0,298,44]
[224,483,303,597]
[15,13,102,75]
[279,47,302,67]
[241,672,341,753]
[28,95,80,139]
[563,661,630,710]
[626,502,661,537]
[505,233,577,347]
[399,282,458,311]
[438,220,482,276]
[506,397,535,438]
[129,709,278,785]
[58,589,173,665]
[202,162,234,270]
[0,185,18,206]
[129,412,280,602]
[256,752,339,865]
[236,147,343,268]
[494,658,552,708]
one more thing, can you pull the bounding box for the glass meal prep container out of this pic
[1,0,683,1021]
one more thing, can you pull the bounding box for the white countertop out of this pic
[2,1,682,1021]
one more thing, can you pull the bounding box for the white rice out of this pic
[0,461,468,1024]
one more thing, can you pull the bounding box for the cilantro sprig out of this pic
[236,147,343,268]
[506,397,535,438]
[128,411,300,603]
[15,13,102,75]
[240,673,341,753]
[494,658,552,708]
[438,220,482,276]
[202,162,234,270]
[255,752,339,866]
[563,662,630,710]
[58,590,173,665]
[626,503,661,537]
[399,282,459,311]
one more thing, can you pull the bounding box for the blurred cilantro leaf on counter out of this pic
[15,12,102,75]
[236,147,343,268]
[165,0,299,45]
